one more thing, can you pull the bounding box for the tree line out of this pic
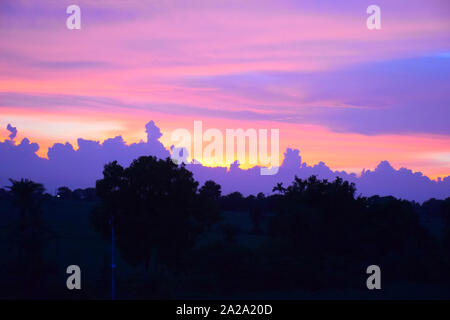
[1,156,449,298]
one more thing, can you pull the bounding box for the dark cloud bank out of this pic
[1,121,449,203]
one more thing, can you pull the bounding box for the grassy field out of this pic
[0,198,271,298]
[1,198,450,299]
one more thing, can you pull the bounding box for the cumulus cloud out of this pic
[0,121,448,202]
[146,120,162,141]
[6,124,17,140]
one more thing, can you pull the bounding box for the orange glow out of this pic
[1,107,448,180]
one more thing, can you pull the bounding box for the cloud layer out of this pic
[1,122,448,203]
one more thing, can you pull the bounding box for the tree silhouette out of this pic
[6,178,51,292]
[272,182,286,194]
[198,180,222,229]
[221,191,245,211]
[199,180,221,201]
[91,156,207,273]
[7,178,45,218]
[57,186,72,199]
[268,175,444,289]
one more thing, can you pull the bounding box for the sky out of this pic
[0,0,449,179]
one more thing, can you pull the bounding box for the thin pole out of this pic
[110,216,116,300]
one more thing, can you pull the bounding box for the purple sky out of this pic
[0,0,449,182]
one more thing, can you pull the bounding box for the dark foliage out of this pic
[57,186,97,201]
[3,179,53,296]
[1,162,449,299]
[90,156,217,272]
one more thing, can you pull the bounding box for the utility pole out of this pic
[110,216,116,300]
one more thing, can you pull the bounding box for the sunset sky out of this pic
[0,0,449,178]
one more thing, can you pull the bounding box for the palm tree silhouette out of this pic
[6,178,49,290]
[7,178,45,218]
